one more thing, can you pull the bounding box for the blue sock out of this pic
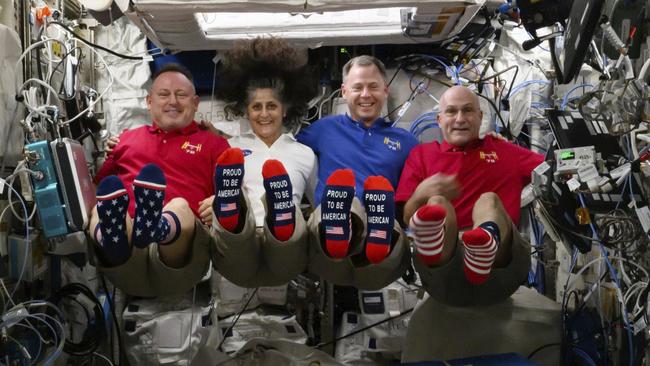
[321,169,355,258]
[132,164,171,248]
[95,176,130,266]
[479,221,501,245]
[263,159,295,241]
[363,176,395,264]
[159,211,181,245]
[213,148,245,232]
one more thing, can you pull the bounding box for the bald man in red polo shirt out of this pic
[396,85,543,306]
[89,63,230,297]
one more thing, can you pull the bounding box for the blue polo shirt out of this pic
[297,114,418,202]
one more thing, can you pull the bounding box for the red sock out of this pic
[263,160,295,241]
[213,148,244,232]
[321,169,355,258]
[461,225,499,285]
[409,205,446,266]
[363,176,394,264]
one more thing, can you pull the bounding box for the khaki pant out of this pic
[210,194,309,288]
[88,219,212,297]
[414,223,531,307]
[307,198,411,290]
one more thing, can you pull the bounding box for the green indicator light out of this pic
[560,151,575,160]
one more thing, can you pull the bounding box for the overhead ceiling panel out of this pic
[125,0,485,51]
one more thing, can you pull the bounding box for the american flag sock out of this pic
[263,159,295,241]
[461,221,500,285]
[95,176,130,266]
[409,205,446,266]
[158,211,181,245]
[131,163,168,248]
[213,148,244,232]
[321,169,355,258]
[363,176,394,264]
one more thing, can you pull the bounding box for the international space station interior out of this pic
[1,0,650,365]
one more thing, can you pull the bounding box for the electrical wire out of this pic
[387,64,402,87]
[474,64,519,101]
[100,275,122,366]
[12,323,44,364]
[0,303,67,366]
[28,313,65,365]
[92,352,115,366]
[509,80,552,99]
[391,81,423,126]
[572,346,599,366]
[217,287,259,351]
[48,21,144,61]
[411,54,461,84]
[315,307,414,349]
[561,84,593,110]
[475,92,510,138]
[576,194,635,365]
[39,22,116,128]
[318,89,341,119]
[527,342,563,360]
[47,46,82,85]
[0,179,31,303]
[14,38,67,100]
[5,167,38,223]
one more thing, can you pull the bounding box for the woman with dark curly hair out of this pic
[208,37,319,287]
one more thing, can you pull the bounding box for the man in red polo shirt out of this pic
[396,85,543,306]
[89,63,230,296]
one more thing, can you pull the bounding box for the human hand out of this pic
[198,120,230,138]
[198,195,215,226]
[486,131,508,141]
[413,173,460,202]
[105,136,120,154]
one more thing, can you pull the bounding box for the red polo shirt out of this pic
[395,136,544,228]
[95,121,230,217]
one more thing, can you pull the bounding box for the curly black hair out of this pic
[216,37,317,130]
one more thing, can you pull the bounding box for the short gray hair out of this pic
[342,55,388,83]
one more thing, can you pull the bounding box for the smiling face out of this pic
[341,63,389,128]
[146,71,199,131]
[437,86,483,147]
[247,88,285,146]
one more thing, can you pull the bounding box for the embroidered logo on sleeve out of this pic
[181,141,203,155]
[383,137,401,151]
[479,151,499,163]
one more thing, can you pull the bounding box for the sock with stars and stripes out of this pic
[263,159,295,241]
[131,164,175,248]
[461,221,500,285]
[213,148,244,232]
[321,169,355,259]
[363,176,394,264]
[94,176,130,266]
[409,204,447,266]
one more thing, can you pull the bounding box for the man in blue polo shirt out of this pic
[297,55,418,202]
[297,56,418,362]
[298,55,417,290]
